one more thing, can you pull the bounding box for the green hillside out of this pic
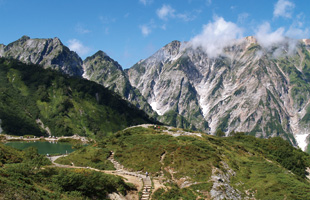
[0,58,155,137]
[0,143,133,199]
[94,126,310,199]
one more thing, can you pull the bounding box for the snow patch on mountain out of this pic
[150,101,163,115]
[295,133,309,151]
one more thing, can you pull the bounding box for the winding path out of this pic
[49,152,153,200]
[107,152,152,200]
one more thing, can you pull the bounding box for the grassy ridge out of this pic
[0,58,155,137]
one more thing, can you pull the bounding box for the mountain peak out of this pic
[164,40,181,50]
[19,35,30,42]
[245,36,257,44]
[94,50,108,57]
[52,37,63,44]
[303,39,310,46]
[84,50,109,63]
[2,36,83,76]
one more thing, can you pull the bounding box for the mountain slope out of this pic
[0,58,154,137]
[0,36,156,118]
[127,37,310,150]
[101,126,310,199]
[83,51,156,116]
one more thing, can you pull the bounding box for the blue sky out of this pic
[0,0,309,68]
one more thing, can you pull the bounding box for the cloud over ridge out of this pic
[190,17,243,58]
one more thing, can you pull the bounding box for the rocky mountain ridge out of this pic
[2,35,310,151]
[0,36,83,76]
[83,50,156,116]
[127,36,310,151]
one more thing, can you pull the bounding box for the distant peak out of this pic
[171,40,181,44]
[53,37,61,42]
[163,40,182,52]
[302,39,310,46]
[245,36,257,44]
[18,35,30,42]
[165,40,181,47]
[84,50,110,62]
[94,50,108,57]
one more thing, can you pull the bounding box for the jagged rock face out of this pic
[127,37,310,147]
[83,51,156,117]
[128,41,209,131]
[0,36,83,76]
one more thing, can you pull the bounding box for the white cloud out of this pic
[176,9,201,22]
[139,0,153,6]
[68,39,91,56]
[237,13,249,24]
[140,25,152,37]
[99,16,116,24]
[285,13,309,39]
[255,22,286,48]
[230,5,237,10]
[75,24,91,34]
[157,4,175,20]
[156,4,199,22]
[190,17,243,58]
[255,22,305,56]
[274,0,295,18]
[286,26,309,39]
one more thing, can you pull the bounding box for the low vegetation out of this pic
[96,126,310,199]
[56,146,115,170]
[0,143,134,199]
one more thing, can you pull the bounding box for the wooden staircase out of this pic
[141,176,152,200]
[108,152,153,200]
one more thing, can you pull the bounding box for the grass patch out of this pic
[55,146,114,170]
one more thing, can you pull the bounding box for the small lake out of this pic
[5,141,75,155]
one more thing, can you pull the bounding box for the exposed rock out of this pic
[107,192,127,200]
[127,37,310,147]
[36,119,51,136]
[210,162,241,200]
[0,36,83,76]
